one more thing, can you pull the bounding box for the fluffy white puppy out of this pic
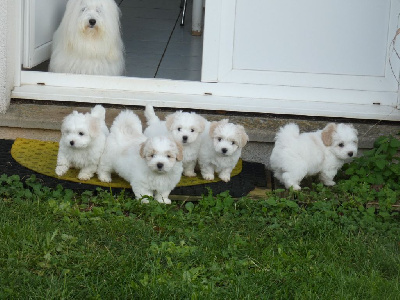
[55,105,109,180]
[98,110,183,204]
[198,119,249,182]
[49,0,124,76]
[144,105,207,177]
[270,123,358,190]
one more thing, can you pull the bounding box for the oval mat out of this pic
[10,138,242,188]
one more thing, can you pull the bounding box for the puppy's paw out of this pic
[98,173,112,183]
[219,173,231,182]
[202,173,214,181]
[155,197,172,204]
[183,170,197,177]
[78,172,93,181]
[55,165,68,176]
[323,180,336,186]
[292,184,301,191]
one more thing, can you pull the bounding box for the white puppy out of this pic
[49,0,124,76]
[270,123,358,190]
[144,105,207,177]
[198,119,249,182]
[98,110,183,204]
[55,105,109,180]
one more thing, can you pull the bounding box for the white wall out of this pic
[0,0,19,113]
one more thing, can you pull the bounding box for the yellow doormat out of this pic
[10,138,243,188]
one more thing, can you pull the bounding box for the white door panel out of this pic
[23,0,67,69]
[203,0,400,94]
[233,0,389,76]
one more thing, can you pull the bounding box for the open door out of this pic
[23,0,68,69]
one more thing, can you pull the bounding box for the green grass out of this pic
[1,174,400,299]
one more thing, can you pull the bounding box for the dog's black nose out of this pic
[157,163,164,170]
[182,136,188,142]
[348,151,353,157]
[222,148,228,154]
[70,140,74,146]
[89,19,96,26]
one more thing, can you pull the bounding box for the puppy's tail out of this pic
[90,105,106,120]
[275,123,300,143]
[110,110,143,138]
[144,105,161,126]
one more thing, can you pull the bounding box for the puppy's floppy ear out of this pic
[165,113,176,131]
[321,123,337,146]
[209,121,219,136]
[175,141,184,161]
[210,119,228,136]
[139,141,147,158]
[236,125,249,148]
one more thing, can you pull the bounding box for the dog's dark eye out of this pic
[191,129,195,132]
[150,154,155,158]
[232,141,235,145]
[218,138,222,142]
[177,128,181,132]
[338,143,344,147]
[79,132,84,136]
[167,155,171,158]
[81,7,86,12]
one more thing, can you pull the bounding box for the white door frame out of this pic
[9,0,400,121]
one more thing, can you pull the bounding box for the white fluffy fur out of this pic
[270,123,358,190]
[143,105,207,177]
[49,0,124,76]
[98,110,183,204]
[198,119,249,182]
[55,105,109,180]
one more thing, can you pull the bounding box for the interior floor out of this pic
[29,0,203,81]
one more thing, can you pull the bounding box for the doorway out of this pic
[26,0,204,81]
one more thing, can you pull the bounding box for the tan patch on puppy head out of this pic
[165,113,175,131]
[236,125,249,148]
[209,119,229,136]
[139,141,148,158]
[321,123,337,146]
[175,141,184,161]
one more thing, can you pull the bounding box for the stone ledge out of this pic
[1,101,400,148]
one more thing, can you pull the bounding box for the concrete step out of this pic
[1,101,400,167]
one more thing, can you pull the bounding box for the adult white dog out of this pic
[270,123,358,190]
[198,119,249,182]
[49,0,124,76]
[98,110,183,204]
[55,105,109,180]
[144,105,207,177]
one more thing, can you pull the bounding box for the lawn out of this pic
[1,134,400,299]
[1,174,399,299]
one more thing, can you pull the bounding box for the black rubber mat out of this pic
[0,139,267,198]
